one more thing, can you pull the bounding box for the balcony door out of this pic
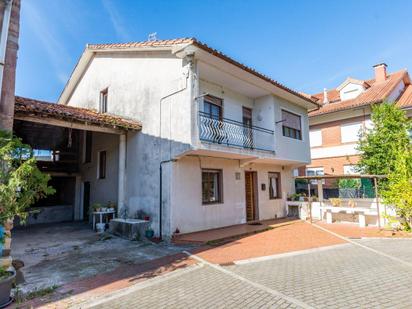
[203,95,223,143]
[242,107,253,148]
[245,171,258,222]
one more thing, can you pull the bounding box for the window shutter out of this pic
[282,110,301,130]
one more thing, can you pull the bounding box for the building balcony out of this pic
[198,111,274,152]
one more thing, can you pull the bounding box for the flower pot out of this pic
[145,229,154,238]
[144,216,150,221]
[0,271,15,308]
[96,223,105,233]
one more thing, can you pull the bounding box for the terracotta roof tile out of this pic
[88,38,317,107]
[397,85,412,108]
[14,96,141,131]
[309,70,408,117]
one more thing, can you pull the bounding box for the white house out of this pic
[55,38,318,238]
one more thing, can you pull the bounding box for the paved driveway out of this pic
[83,237,412,309]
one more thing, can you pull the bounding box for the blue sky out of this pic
[17,0,412,102]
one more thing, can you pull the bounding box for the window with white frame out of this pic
[341,122,362,143]
[343,165,358,175]
[309,130,322,147]
[306,167,324,184]
[99,88,108,113]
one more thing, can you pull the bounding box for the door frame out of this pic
[245,171,259,222]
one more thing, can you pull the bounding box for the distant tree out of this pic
[357,102,411,188]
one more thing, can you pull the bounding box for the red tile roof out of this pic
[14,96,141,131]
[397,85,412,108]
[88,38,317,107]
[309,70,409,117]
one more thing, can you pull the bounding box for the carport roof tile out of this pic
[14,96,142,131]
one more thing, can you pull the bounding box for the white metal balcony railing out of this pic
[199,111,275,152]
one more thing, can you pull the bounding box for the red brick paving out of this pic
[192,220,346,265]
[315,221,412,239]
[16,253,196,309]
[173,218,293,244]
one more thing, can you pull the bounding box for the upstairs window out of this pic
[268,172,281,199]
[203,95,223,120]
[309,130,322,147]
[341,123,362,143]
[99,88,108,113]
[282,110,302,140]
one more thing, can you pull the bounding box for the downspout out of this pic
[158,54,193,240]
[0,0,13,102]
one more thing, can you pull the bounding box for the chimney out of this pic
[373,63,387,83]
[323,88,329,104]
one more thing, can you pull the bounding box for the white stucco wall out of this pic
[170,156,293,234]
[67,52,195,235]
[80,132,119,216]
[274,97,311,163]
[66,53,310,236]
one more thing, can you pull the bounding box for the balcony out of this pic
[198,111,274,152]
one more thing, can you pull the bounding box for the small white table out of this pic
[92,210,116,231]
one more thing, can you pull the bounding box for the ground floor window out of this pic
[202,169,222,204]
[98,151,106,179]
[269,172,281,199]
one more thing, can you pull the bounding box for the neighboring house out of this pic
[302,63,412,179]
[52,38,318,238]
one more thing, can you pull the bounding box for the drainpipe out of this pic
[0,0,13,103]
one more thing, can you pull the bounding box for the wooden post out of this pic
[374,177,381,229]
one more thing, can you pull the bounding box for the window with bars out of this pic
[202,169,223,204]
[281,110,302,140]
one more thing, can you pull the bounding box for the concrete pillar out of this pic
[117,134,126,216]
[317,180,324,201]
[326,210,333,224]
[358,212,366,228]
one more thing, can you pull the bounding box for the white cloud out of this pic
[102,0,131,42]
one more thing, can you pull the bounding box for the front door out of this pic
[245,171,258,222]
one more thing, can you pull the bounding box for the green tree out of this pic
[382,148,412,229]
[0,130,55,227]
[357,102,412,187]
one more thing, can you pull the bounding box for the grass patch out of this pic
[17,285,60,303]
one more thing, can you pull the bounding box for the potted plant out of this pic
[0,131,55,306]
[91,203,102,212]
[107,201,116,212]
[329,198,342,207]
[145,227,154,238]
